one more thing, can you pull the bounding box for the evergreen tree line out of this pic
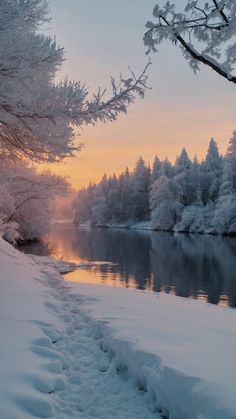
[73,131,236,235]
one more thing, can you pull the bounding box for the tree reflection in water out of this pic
[20,225,236,309]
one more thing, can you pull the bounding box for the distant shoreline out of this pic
[73,222,236,237]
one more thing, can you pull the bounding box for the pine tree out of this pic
[204,138,222,172]
[151,156,162,182]
[130,157,151,221]
[226,130,236,189]
[227,130,236,158]
[160,158,174,178]
[175,148,192,173]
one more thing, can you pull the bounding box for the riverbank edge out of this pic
[75,221,236,237]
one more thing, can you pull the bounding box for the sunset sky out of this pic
[46,0,236,189]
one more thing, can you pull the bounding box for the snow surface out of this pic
[0,238,160,419]
[1,236,236,419]
[71,284,236,419]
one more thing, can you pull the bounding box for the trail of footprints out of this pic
[19,273,162,419]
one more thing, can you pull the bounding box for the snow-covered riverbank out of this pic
[79,221,236,236]
[0,238,159,419]
[76,284,236,418]
[1,237,236,418]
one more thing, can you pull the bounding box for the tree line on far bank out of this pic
[73,132,236,235]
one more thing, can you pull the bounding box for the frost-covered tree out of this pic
[202,138,223,201]
[226,130,236,187]
[220,130,236,192]
[160,157,174,178]
[227,130,236,155]
[175,148,192,173]
[144,1,236,84]
[213,168,236,234]
[204,138,222,172]
[130,157,151,221]
[116,169,132,221]
[175,201,215,233]
[150,175,183,230]
[0,0,150,161]
[203,132,236,233]
[73,184,96,226]
[0,157,68,243]
[151,155,162,182]
[104,175,121,222]
[73,131,236,235]
[212,131,236,233]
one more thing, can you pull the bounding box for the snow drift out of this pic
[74,283,236,419]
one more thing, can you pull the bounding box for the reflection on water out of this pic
[65,263,138,289]
[20,225,236,308]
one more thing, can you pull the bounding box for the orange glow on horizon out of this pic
[45,0,236,190]
[47,101,233,189]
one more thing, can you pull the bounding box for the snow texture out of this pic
[73,283,236,419]
[0,238,160,419]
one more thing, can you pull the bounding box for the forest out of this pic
[74,131,236,235]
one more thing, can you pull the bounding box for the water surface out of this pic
[20,225,236,309]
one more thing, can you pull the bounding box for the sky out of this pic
[46,0,236,188]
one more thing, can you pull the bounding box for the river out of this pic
[19,224,236,309]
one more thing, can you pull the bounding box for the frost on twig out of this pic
[144,1,236,84]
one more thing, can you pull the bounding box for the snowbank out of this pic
[0,239,161,419]
[74,283,236,419]
[0,238,65,418]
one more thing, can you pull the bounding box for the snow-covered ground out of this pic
[0,236,236,419]
[76,284,236,419]
[0,238,160,419]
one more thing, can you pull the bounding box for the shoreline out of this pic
[74,222,236,237]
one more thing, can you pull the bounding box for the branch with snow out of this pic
[144,0,236,83]
[0,0,151,162]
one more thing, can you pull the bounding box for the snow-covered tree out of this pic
[213,173,236,233]
[151,155,162,182]
[150,175,183,230]
[227,130,236,156]
[175,148,192,173]
[116,169,132,221]
[144,1,236,84]
[175,202,215,233]
[202,138,223,201]
[225,130,236,188]
[213,131,236,233]
[130,157,151,221]
[0,158,68,243]
[72,132,236,235]
[160,157,174,178]
[73,186,94,226]
[204,138,222,172]
[0,0,150,161]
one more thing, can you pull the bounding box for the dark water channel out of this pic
[20,225,236,309]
